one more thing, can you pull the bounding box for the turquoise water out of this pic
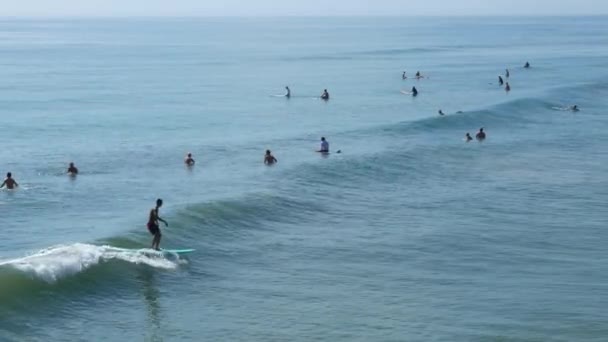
[1,17,607,341]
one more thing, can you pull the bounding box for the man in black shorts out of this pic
[147,198,168,250]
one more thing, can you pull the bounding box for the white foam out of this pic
[0,243,182,283]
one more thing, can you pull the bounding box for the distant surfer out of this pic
[317,137,330,153]
[569,105,579,112]
[402,71,407,79]
[498,76,504,86]
[147,198,168,250]
[475,128,486,141]
[285,86,291,98]
[505,69,510,78]
[465,133,473,142]
[321,89,329,100]
[505,82,511,92]
[264,150,278,165]
[184,153,195,166]
[0,172,19,190]
[67,162,79,175]
[524,62,530,68]
[438,109,445,116]
[412,86,418,97]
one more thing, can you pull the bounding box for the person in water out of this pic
[498,75,504,86]
[465,133,473,142]
[476,128,486,141]
[438,109,445,116]
[0,172,19,190]
[415,71,423,79]
[524,62,530,68]
[505,82,511,92]
[67,162,78,175]
[184,153,195,166]
[318,137,329,153]
[412,86,418,96]
[402,71,407,79]
[505,69,510,78]
[321,89,329,100]
[570,105,579,112]
[285,86,291,98]
[264,150,278,165]
[147,198,168,250]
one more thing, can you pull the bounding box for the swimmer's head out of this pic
[321,137,326,141]
[69,162,74,167]
[156,198,163,207]
[187,153,192,157]
[266,150,271,155]
[6,172,11,178]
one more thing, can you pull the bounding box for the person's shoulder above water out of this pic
[321,89,329,100]
[264,149,278,165]
[318,137,329,153]
[185,152,195,166]
[67,162,78,175]
[0,172,18,189]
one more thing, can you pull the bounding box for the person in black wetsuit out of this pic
[475,128,486,141]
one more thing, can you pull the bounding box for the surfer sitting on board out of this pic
[147,198,168,250]
[524,62,530,68]
[317,137,329,153]
[185,153,195,166]
[285,86,291,98]
[321,89,329,100]
[465,133,473,142]
[0,172,18,190]
[412,86,418,97]
[438,109,445,116]
[67,162,78,175]
[402,71,407,79]
[264,150,278,165]
[498,76,504,86]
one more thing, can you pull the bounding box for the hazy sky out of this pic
[0,0,605,17]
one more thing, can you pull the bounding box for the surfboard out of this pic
[400,90,413,95]
[162,249,195,255]
[135,248,195,256]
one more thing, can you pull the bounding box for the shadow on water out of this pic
[138,268,163,342]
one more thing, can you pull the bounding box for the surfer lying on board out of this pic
[147,198,168,250]
[1,172,18,190]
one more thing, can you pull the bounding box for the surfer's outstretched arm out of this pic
[158,216,168,227]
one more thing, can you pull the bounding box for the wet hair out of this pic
[7,172,11,178]
[480,128,484,132]
[187,153,192,157]
[156,198,163,206]
[266,150,271,154]
[321,137,326,141]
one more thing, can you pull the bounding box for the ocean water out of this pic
[1,16,607,341]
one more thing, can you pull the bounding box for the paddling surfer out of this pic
[147,198,168,250]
